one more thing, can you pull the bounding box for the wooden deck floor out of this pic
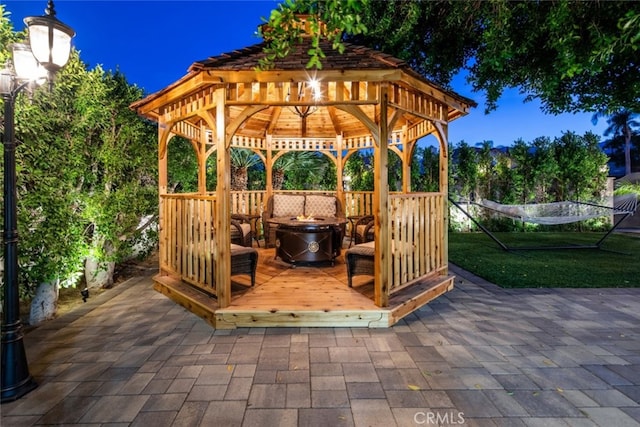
[154,246,454,329]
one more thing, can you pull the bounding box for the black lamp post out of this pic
[1,0,74,402]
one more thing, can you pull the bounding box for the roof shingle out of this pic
[190,38,406,72]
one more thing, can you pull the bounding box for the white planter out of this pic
[29,280,59,325]
[84,257,115,289]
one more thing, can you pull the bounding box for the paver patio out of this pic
[1,264,639,426]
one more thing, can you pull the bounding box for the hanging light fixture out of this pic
[23,0,75,84]
[288,79,321,137]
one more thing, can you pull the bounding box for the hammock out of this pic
[449,194,638,251]
[479,194,638,225]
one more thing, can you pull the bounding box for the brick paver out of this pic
[1,265,639,426]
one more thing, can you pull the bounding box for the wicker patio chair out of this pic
[231,214,253,247]
[345,241,375,287]
[353,215,374,245]
[230,243,258,287]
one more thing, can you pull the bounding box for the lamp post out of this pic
[1,0,74,402]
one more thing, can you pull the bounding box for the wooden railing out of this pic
[389,192,446,294]
[160,194,217,295]
[344,191,374,217]
[230,191,265,216]
[160,191,446,303]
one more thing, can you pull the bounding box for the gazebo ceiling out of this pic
[131,30,476,143]
[230,103,384,139]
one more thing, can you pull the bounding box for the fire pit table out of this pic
[267,217,347,266]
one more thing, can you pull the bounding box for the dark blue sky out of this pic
[3,0,608,147]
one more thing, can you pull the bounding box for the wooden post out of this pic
[265,134,273,199]
[214,88,231,308]
[158,125,170,275]
[374,86,390,307]
[435,122,448,275]
[335,134,345,211]
[402,127,412,193]
[198,124,207,194]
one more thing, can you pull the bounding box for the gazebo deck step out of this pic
[153,275,220,328]
[152,256,454,329]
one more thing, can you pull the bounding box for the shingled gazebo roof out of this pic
[193,40,405,71]
[132,34,475,141]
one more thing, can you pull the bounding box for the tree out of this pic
[344,151,374,191]
[74,69,158,279]
[475,141,495,199]
[167,137,199,193]
[528,137,559,203]
[508,139,536,203]
[263,0,640,114]
[272,151,332,190]
[451,142,478,200]
[411,146,439,192]
[593,109,640,176]
[552,132,608,201]
[230,148,261,191]
[258,0,367,70]
[602,134,640,177]
[493,152,516,204]
[387,150,402,191]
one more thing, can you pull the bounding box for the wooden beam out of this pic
[215,310,388,329]
[225,99,378,107]
[130,71,207,116]
[326,106,343,135]
[399,73,475,114]
[266,107,283,135]
[227,105,269,137]
[374,87,390,308]
[387,101,447,125]
[198,123,207,194]
[265,134,273,199]
[435,122,449,275]
[337,105,378,140]
[402,129,412,193]
[213,89,231,308]
[388,275,454,325]
[158,125,169,272]
[153,277,219,329]
[335,134,344,208]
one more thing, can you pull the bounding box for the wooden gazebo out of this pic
[131,18,475,328]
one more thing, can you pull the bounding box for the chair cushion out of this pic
[273,194,305,217]
[238,223,251,236]
[356,224,372,236]
[231,223,251,235]
[230,243,257,256]
[346,241,375,256]
[305,195,336,217]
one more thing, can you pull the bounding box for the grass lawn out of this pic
[448,231,640,288]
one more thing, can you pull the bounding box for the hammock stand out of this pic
[449,195,638,251]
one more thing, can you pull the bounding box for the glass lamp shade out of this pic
[11,43,47,83]
[0,66,13,95]
[24,11,75,73]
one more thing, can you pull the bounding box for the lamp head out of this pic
[23,0,75,81]
[0,63,13,95]
[11,43,47,84]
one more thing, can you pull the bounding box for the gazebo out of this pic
[130,17,475,328]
